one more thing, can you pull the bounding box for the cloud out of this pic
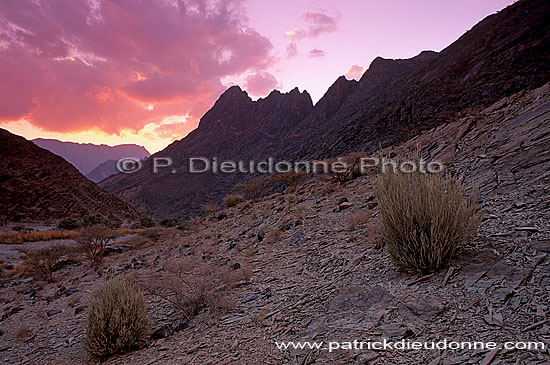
[0,0,274,137]
[345,64,367,80]
[243,71,281,97]
[309,49,326,58]
[287,41,298,57]
[285,11,339,41]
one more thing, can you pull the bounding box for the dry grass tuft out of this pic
[223,194,245,208]
[375,171,481,274]
[0,230,78,244]
[85,278,149,358]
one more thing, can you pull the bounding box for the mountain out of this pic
[100,87,313,217]
[101,0,550,218]
[0,129,139,222]
[32,138,150,175]
[85,159,120,183]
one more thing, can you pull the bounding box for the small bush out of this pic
[270,171,308,193]
[141,258,232,319]
[82,213,108,227]
[223,194,245,208]
[85,278,149,358]
[17,244,67,282]
[203,203,218,216]
[234,176,271,202]
[376,171,481,274]
[139,216,156,228]
[75,225,115,266]
[58,217,80,230]
[159,217,179,228]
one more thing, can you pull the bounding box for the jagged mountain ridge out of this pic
[33,138,150,175]
[101,0,550,218]
[0,129,139,222]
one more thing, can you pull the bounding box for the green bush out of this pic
[82,213,108,227]
[139,216,156,228]
[85,278,149,358]
[375,171,481,274]
[58,217,80,230]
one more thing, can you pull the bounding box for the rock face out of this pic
[100,87,314,217]
[101,0,550,217]
[33,138,150,175]
[0,129,139,222]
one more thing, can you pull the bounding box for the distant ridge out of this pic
[33,138,150,175]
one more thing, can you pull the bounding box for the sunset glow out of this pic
[0,0,515,153]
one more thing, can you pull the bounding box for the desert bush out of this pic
[81,213,108,227]
[85,278,149,358]
[58,217,80,230]
[234,176,271,202]
[202,203,218,216]
[375,171,481,274]
[270,171,308,193]
[140,258,232,319]
[76,225,115,266]
[17,244,68,282]
[223,194,245,208]
[139,216,156,228]
[159,217,179,228]
[347,210,371,231]
[327,152,365,184]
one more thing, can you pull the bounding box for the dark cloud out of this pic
[309,49,326,58]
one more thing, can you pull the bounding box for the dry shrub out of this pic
[347,210,371,231]
[223,263,253,288]
[0,230,78,244]
[326,152,366,184]
[285,193,297,204]
[203,203,218,216]
[184,217,203,233]
[85,278,149,358]
[16,325,32,342]
[75,225,115,267]
[17,244,70,282]
[141,258,233,319]
[223,194,245,208]
[376,171,481,274]
[234,176,271,202]
[270,171,308,193]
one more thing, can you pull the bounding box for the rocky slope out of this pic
[1,84,548,364]
[100,0,550,218]
[0,129,139,222]
[33,138,150,175]
[100,87,313,217]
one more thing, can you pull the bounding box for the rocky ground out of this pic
[0,85,548,364]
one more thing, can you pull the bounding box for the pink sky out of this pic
[0,0,515,153]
